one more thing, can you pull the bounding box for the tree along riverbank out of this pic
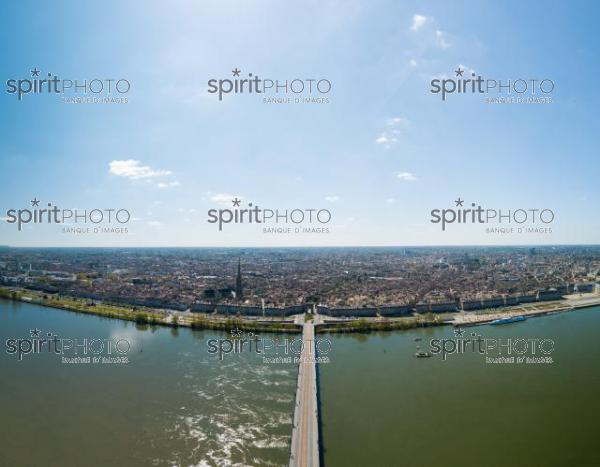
[0,287,443,334]
[0,287,300,333]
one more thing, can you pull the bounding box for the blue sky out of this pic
[0,0,598,247]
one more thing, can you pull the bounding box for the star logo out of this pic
[454,198,464,207]
[454,67,464,77]
[31,198,40,207]
[232,68,241,77]
[230,327,243,338]
[30,68,40,77]
[232,197,241,207]
[30,328,41,337]
[454,327,465,338]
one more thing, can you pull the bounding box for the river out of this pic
[1,299,599,466]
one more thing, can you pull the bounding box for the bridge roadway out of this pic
[289,316,320,467]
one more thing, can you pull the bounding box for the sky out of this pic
[0,0,599,247]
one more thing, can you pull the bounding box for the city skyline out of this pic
[2,245,598,309]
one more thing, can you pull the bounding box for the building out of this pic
[235,259,243,301]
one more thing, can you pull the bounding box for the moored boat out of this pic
[490,315,527,325]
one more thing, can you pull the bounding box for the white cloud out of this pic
[157,181,181,189]
[455,63,476,76]
[396,172,417,181]
[387,117,410,128]
[436,30,451,49]
[386,198,396,204]
[457,63,477,76]
[410,14,428,31]
[0,216,8,221]
[376,117,410,148]
[109,160,172,180]
[146,220,162,227]
[409,58,418,67]
[375,134,394,145]
[325,195,340,203]
[209,193,243,206]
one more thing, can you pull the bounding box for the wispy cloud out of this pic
[407,14,454,69]
[375,117,410,148]
[386,198,396,204]
[396,171,417,181]
[209,192,243,206]
[157,181,181,189]
[109,160,172,180]
[457,63,476,75]
[325,195,340,203]
[387,117,409,127]
[436,30,451,49]
[375,134,397,146]
[410,14,428,31]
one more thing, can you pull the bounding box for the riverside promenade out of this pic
[289,317,320,467]
[451,294,600,327]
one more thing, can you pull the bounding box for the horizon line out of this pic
[1,243,600,249]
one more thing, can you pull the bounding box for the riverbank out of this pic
[2,286,598,334]
[0,286,439,333]
[450,293,600,326]
[0,287,300,334]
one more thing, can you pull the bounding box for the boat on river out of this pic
[490,315,527,325]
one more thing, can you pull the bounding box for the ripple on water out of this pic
[161,346,295,466]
